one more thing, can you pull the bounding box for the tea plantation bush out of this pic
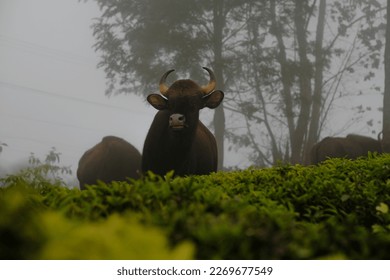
[1,154,390,259]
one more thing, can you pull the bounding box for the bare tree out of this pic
[383,0,390,152]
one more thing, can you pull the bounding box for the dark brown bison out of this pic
[142,67,224,176]
[77,136,141,189]
[310,134,382,164]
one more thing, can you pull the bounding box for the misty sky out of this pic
[0,0,153,180]
[0,0,385,183]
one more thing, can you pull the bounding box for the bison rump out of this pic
[77,136,141,189]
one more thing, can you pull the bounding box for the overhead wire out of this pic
[0,80,150,115]
[0,34,97,66]
[0,34,150,168]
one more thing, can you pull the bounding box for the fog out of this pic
[0,0,154,181]
[0,0,384,183]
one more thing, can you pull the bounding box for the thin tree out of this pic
[305,0,326,164]
[383,0,390,152]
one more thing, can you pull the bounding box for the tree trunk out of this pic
[270,1,295,159]
[382,1,390,152]
[213,0,226,169]
[247,19,282,164]
[290,0,312,164]
[305,0,326,164]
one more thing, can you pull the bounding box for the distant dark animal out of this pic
[77,136,141,190]
[142,67,224,176]
[310,134,382,164]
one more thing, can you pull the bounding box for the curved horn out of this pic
[201,67,216,95]
[159,69,175,95]
[378,130,383,141]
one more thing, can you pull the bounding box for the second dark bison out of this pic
[77,136,141,190]
[310,134,382,164]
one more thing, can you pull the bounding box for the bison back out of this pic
[310,137,349,164]
[77,136,141,189]
[310,134,382,164]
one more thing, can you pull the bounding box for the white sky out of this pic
[0,0,153,180]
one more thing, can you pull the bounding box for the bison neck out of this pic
[161,125,198,175]
[142,111,201,176]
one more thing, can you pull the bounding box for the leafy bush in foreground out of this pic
[1,154,390,259]
[0,185,192,260]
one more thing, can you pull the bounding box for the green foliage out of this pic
[0,185,45,259]
[0,147,72,188]
[2,154,390,259]
[0,185,193,260]
[39,212,193,260]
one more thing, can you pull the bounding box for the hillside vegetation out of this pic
[1,154,390,259]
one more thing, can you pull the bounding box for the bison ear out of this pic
[202,90,224,109]
[147,94,168,110]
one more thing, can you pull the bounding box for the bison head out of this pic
[147,67,224,131]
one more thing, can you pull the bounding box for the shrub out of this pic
[1,154,390,259]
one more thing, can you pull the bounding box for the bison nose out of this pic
[169,114,186,130]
